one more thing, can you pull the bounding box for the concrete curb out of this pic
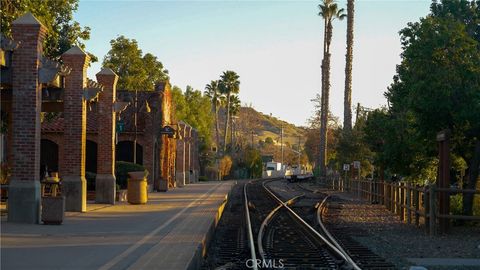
[186,181,234,270]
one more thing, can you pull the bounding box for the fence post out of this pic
[414,186,419,226]
[400,183,405,221]
[407,183,412,224]
[429,184,437,235]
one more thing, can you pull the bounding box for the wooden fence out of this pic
[327,176,480,235]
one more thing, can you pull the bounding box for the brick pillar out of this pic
[61,46,89,212]
[95,68,118,204]
[192,130,199,183]
[186,126,192,184]
[8,13,46,223]
[175,123,186,187]
[144,115,154,191]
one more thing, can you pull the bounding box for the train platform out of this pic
[0,180,235,270]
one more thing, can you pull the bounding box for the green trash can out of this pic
[127,171,148,204]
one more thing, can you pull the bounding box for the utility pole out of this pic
[281,125,284,168]
[297,136,301,171]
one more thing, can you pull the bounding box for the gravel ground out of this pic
[300,180,480,270]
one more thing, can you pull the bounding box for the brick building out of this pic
[0,13,200,224]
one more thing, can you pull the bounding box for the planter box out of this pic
[42,196,65,225]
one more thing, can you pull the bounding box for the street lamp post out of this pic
[133,88,138,164]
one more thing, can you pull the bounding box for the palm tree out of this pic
[204,80,222,153]
[343,0,355,132]
[318,0,346,176]
[219,70,240,153]
[229,95,241,150]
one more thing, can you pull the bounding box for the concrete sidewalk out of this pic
[1,181,234,270]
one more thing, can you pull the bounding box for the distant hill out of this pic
[237,107,307,147]
[219,107,306,148]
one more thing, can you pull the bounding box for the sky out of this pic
[75,0,431,126]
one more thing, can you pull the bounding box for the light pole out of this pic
[133,89,138,164]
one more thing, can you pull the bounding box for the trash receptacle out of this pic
[127,171,148,204]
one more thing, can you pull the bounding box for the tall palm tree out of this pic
[318,0,346,176]
[343,0,355,132]
[204,80,222,153]
[229,95,241,150]
[219,70,240,153]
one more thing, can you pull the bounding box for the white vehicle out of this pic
[284,165,313,182]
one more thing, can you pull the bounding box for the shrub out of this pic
[219,156,233,180]
[115,161,147,189]
[199,176,208,182]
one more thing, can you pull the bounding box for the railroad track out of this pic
[205,179,395,269]
[317,195,396,270]
[287,179,396,269]
[245,179,359,270]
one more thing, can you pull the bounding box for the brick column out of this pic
[61,46,89,212]
[192,130,199,183]
[175,123,186,187]
[186,126,192,184]
[95,68,118,204]
[143,113,154,191]
[8,13,46,223]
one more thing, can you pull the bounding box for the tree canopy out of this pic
[103,36,168,91]
[171,85,214,151]
[1,0,95,61]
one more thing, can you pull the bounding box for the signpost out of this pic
[160,125,176,138]
[353,160,361,180]
[343,164,350,191]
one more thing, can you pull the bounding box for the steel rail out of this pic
[317,195,362,270]
[244,182,259,270]
[262,179,360,269]
[257,194,304,261]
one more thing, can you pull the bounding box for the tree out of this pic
[103,36,168,91]
[219,70,240,153]
[305,93,341,170]
[204,80,222,153]
[244,147,263,178]
[384,1,480,214]
[229,94,241,149]
[142,53,169,90]
[343,0,355,131]
[219,155,233,180]
[318,0,346,176]
[103,36,146,91]
[172,85,215,152]
[0,0,96,61]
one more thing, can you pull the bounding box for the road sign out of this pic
[353,161,361,169]
[343,164,350,171]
